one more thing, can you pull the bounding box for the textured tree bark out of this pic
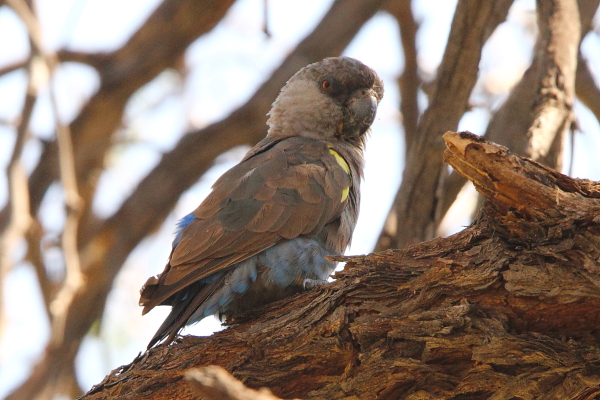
[79,131,600,400]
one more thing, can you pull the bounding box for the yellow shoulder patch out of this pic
[341,187,349,202]
[327,146,351,202]
[327,147,350,174]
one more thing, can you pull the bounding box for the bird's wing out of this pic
[140,136,352,311]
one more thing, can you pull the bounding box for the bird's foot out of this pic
[302,278,329,290]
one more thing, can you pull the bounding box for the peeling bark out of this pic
[80,132,600,400]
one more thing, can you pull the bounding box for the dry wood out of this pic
[80,131,600,399]
[185,366,294,400]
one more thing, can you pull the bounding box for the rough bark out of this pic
[79,131,600,400]
[375,0,514,251]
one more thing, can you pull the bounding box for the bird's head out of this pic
[267,57,384,148]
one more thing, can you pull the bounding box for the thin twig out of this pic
[56,49,108,70]
[0,60,27,77]
[6,0,84,346]
[0,54,37,338]
[25,219,56,316]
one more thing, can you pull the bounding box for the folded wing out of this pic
[140,136,351,313]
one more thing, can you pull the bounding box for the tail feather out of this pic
[147,275,226,348]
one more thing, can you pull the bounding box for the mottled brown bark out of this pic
[79,132,600,399]
[376,0,514,251]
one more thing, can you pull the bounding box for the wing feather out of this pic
[140,136,352,310]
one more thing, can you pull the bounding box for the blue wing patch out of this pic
[173,213,196,248]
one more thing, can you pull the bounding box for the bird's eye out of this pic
[320,79,332,91]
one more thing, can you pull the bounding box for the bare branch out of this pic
[0,60,26,77]
[440,0,600,220]
[25,219,56,316]
[576,52,600,123]
[485,0,580,167]
[384,0,420,155]
[0,53,36,340]
[375,0,514,251]
[0,0,239,238]
[3,2,86,398]
[56,49,108,69]
[526,0,580,167]
[186,367,294,400]
[7,0,85,347]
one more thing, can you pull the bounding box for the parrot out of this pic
[140,56,383,348]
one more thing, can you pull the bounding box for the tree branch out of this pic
[576,51,600,123]
[0,0,238,238]
[440,0,598,220]
[80,131,600,400]
[375,0,514,251]
[5,0,85,396]
[0,60,26,77]
[0,54,36,340]
[25,219,56,316]
[384,0,420,155]
[484,0,581,167]
[185,367,293,400]
[56,49,108,70]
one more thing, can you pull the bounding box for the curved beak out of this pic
[342,88,379,137]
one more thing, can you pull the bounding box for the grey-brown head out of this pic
[267,56,384,148]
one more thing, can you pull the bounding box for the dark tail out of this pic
[147,277,225,348]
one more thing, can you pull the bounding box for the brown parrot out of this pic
[140,56,383,348]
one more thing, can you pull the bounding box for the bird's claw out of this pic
[302,278,329,290]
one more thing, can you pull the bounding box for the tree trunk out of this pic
[79,131,600,400]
